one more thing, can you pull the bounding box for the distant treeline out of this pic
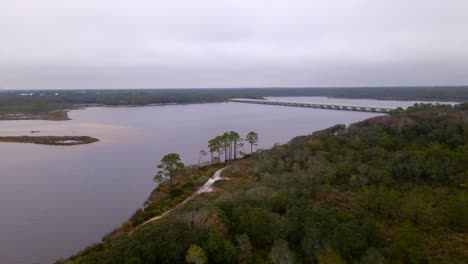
[1,86,467,113]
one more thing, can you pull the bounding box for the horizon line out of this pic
[1,85,468,91]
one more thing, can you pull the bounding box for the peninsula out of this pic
[58,103,467,264]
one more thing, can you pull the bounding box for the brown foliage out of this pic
[353,116,415,133]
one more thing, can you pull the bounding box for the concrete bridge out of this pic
[229,98,393,113]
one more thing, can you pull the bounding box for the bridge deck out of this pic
[229,98,393,113]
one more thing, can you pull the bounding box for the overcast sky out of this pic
[1,0,467,89]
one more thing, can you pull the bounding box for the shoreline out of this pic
[0,101,225,121]
[70,100,220,110]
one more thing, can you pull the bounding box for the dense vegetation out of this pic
[59,103,467,264]
[1,86,466,114]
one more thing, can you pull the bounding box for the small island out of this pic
[0,111,70,121]
[0,136,99,146]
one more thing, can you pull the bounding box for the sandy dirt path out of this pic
[143,167,226,224]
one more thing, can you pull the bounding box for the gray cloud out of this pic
[1,0,467,89]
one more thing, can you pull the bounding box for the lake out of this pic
[0,97,447,264]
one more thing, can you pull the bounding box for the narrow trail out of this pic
[143,167,226,225]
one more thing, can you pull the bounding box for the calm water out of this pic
[0,97,445,264]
